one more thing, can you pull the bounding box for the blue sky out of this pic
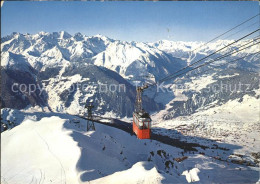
[1,1,259,42]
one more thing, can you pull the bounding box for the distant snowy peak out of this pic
[153,40,202,51]
[73,32,84,41]
[59,31,72,39]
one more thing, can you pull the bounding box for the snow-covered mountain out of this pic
[1,31,259,118]
[1,31,186,81]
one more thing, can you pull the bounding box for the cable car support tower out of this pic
[85,102,95,131]
[135,84,148,113]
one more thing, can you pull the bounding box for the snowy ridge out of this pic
[1,51,35,73]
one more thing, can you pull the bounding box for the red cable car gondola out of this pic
[133,84,152,139]
[133,110,151,139]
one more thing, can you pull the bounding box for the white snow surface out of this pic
[182,168,200,183]
[1,109,260,184]
[1,116,80,184]
[1,111,184,184]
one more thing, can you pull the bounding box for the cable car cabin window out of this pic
[134,115,137,125]
[143,122,149,129]
[139,121,143,129]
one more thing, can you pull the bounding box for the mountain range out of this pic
[1,31,259,118]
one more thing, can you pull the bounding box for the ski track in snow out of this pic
[34,128,67,184]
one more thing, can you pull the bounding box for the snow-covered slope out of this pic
[1,51,35,73]
[152,93,260,151]
[37,63,161,116]
[145,67,259,120]
[0,111,185,183]
[1,116,80,184]
[1,110,259,184]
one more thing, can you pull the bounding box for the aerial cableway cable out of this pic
[171,51,260,84]
[153,40,260,85]
[158,40,260,84]
[150,28,260,86]
[208,36,260,62]
[191,13,260,53]
[222,21,259,40]
[170,43,260,81]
